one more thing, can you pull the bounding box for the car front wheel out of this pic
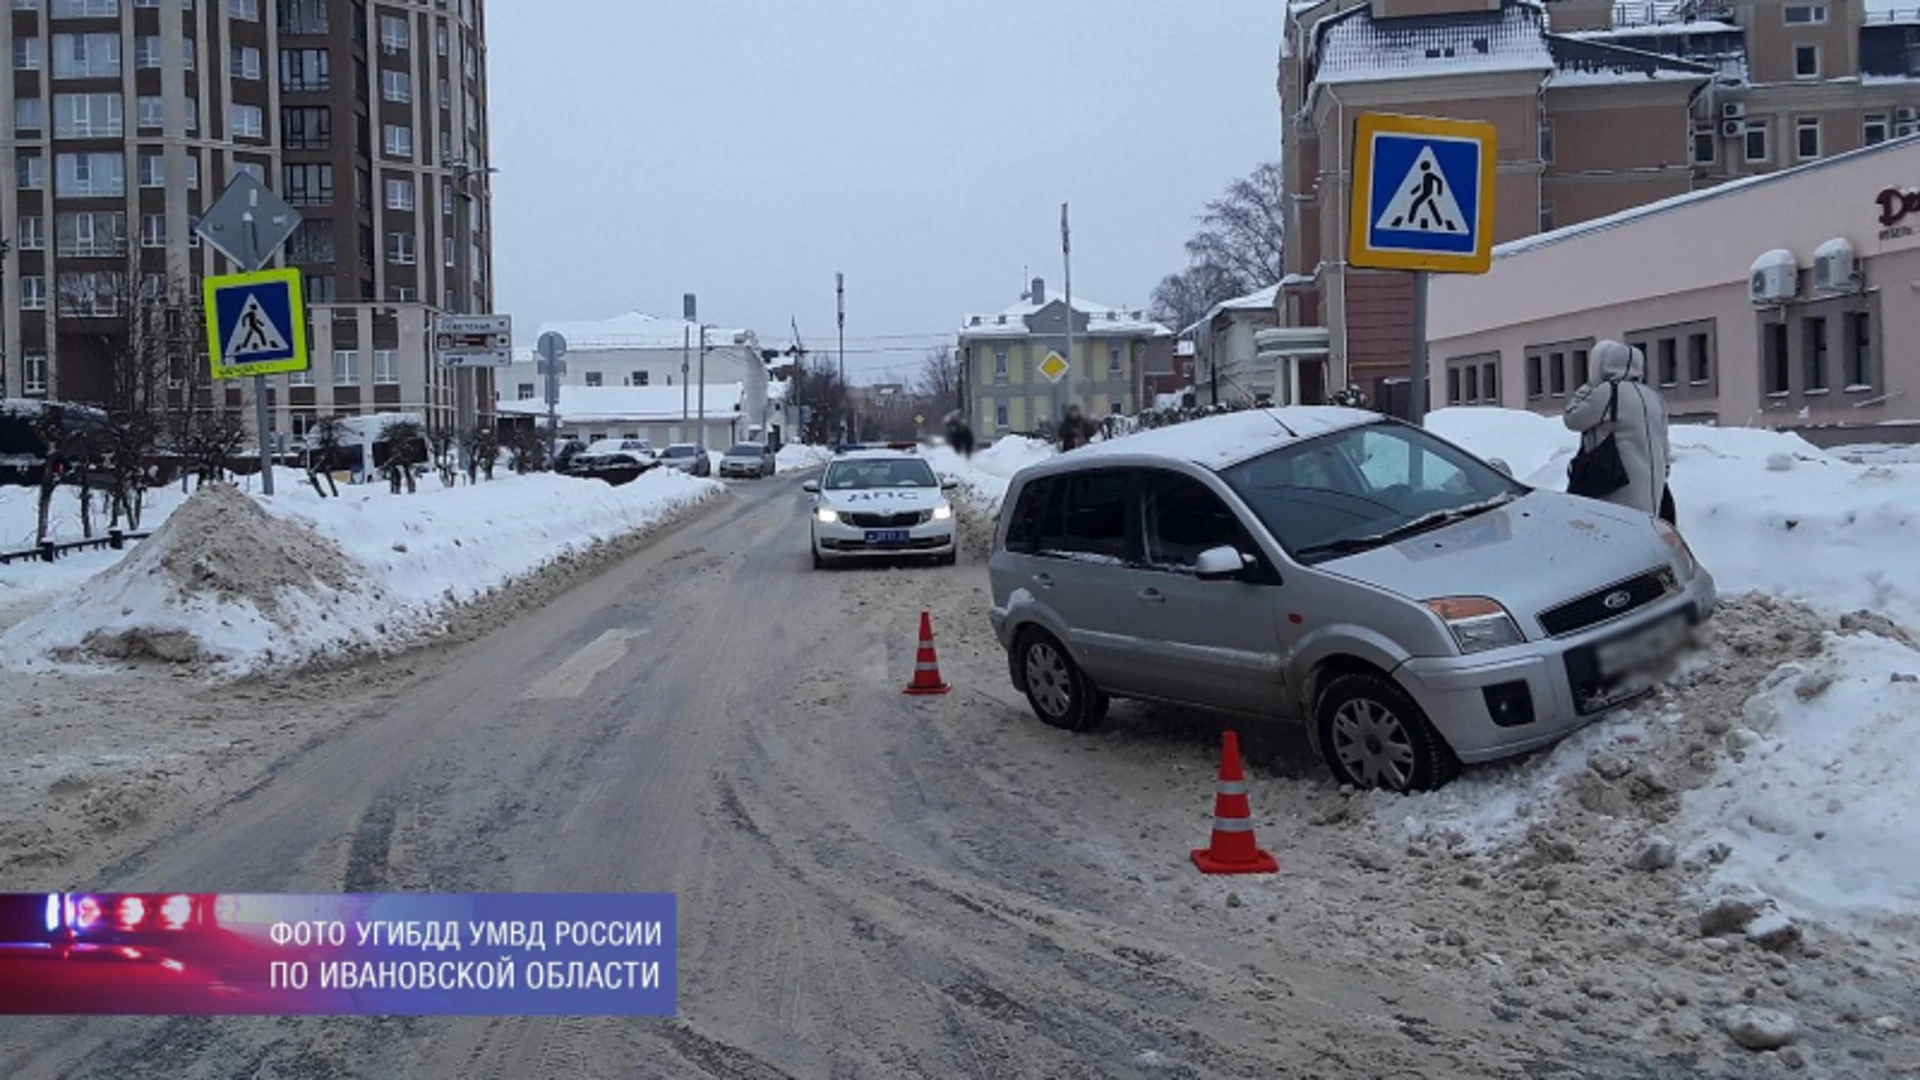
[1314,672,1460,792]
[1013,629,1108,732]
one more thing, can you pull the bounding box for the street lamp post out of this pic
[697,322,710,453]
[836,272,848,443]
[0,235,10,399]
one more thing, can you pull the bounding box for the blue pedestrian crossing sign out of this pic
[203,267,309,380]
[1348,112,1497,274]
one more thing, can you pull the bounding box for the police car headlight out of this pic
[931,504,953,521]
[816,507,839,524]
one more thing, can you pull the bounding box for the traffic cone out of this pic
[1191,730,1278,875]
[904,611,951,696]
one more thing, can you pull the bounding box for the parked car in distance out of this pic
[655,443,712,477]
[571,438,655,473]
[988,407,1715,793]
[551,438,587,473]
[718,442,776,479]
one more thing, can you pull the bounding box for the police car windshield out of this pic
[824,459,937,490]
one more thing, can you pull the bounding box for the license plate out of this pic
[865,530,910,544]
[1594,615,1687,678]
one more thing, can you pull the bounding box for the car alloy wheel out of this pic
[1330,698,1418,792]
[1025,640,1073,718]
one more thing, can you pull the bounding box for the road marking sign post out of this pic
[1038,350,1070,384]
[1347,112,1496,424]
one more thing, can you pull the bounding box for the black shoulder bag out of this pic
[1566,381,1630,499]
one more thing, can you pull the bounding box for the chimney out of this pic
[1029,277,1045,304]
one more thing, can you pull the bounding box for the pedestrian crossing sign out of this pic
[1348,112,1496,274]
[203,267,309,380]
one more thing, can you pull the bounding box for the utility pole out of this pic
[836,272,850,444]
[1061,202,1074,423]
[0,235,10,399]
[681,293,694,435]
[697,322,709,452]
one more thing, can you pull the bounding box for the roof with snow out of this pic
[1063,406,1381,471]
[533,312,757,353]
[1313,1,1554,86]
[1543,34,1717,86]
[495,383,744,423]
[957,292,1173,340]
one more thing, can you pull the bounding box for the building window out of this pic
[516,383,535,400]
[584,371,604,387]
[993,347,1009,381]
[286,219,334,263]
[380,14,410,52]
[1743,120,1769,163]
[1107,345,1122,373]
[281,48,330,91]
[1524,354,1543,399]
[1794,45,1819,79]
[439,77,452,108]
[304,274,336,302]
[1688,332,1711,384]
[995,403,1009,429]
[232,44,262,80]
[383,124,413,159]
[1763,322,1790,395]
[1846,312,1873,389]
[228,0,259,18]
[14,98,42,135]
[137,153,165,188]
[17,216,44,251]
[386,177,414,210]
[279,0,329,35]
[53,33,121,78]
[1865,115,1889,146]
[1783,4,1826,23]
[54,0,120,12]
[229,104,264,140]
[1538,117,1554,164]
[21,276,48,312]
[1804,316,1829,392]
[443,236,455,267]
[138,96,164,130]
[633,372,650,386]
[388,285,416,303]
[282,106,331,149]
[385,232,415,265]
[141,213,166,248]
[1653,337,1678,386]
[442,180,454,214]
[55,153,125,197]
[1795,117,1821,160]
[382,70,411,103]
[184,156,199,190]
[439,129,453,163]
[16,153,44,192]
[182,38,196,72]
[1691,123,1716,165]
[13,35,41,71]
[58,271,122,317]
[373,350,399,385]
[281,163,334,205]
[54,93,122,138]
[134,35,163,69]
[23,353,47,396]
[332,349,360,385]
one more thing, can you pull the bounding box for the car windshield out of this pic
[660,446,697,458]
[1218,422,1523,564]
[824,458,937,490]
[727,444,763,456]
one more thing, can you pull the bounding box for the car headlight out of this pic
[1424,596,1525,655]
[931,503,953,521]
[1652,518,1699,580]
[816,507,839,524]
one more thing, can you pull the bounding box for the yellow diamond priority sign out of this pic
[1038,350,1069,383]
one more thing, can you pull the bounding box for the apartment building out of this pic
[957,278,1173,434]
[0,0,494,442]
[1278,0,1920,405]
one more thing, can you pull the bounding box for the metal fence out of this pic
[0,528,150,566]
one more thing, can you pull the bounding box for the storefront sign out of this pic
[1875,186,1920,240]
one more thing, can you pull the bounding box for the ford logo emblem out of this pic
[1603,590,1633,611]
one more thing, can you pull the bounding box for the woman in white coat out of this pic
[1564,340,1672,520]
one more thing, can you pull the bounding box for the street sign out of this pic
[1038,350,1069,384]
[195,173,301,272]
[203,268,309,380]
[1348,113,1496,274]
[435,313,513,367]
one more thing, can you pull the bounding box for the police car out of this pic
[802,447,959,568]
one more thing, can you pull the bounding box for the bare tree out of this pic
[790,356,851,445]
[306,415,346,497]
[379,417,426,494]
[508,425,548,473]
[1151,162,1286,332]
[181,409,249,488]
[912,345,962,419]
[466,423,500,482]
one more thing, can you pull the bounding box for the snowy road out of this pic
[1,471,1915,1078]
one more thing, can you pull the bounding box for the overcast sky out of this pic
[488,0,1282,382]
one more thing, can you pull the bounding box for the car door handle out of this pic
[1138,587,1165,604]
[1034,573,1054,589]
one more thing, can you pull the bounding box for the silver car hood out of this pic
[1312,491,1672,626]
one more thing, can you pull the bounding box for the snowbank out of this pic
[925,436,1053,512]
[0,470,722,674]
[776,444,832,473]
[1681,632,1920,935]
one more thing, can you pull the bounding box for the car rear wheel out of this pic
[1314,672,1460,792]
[1014,629,1108,732]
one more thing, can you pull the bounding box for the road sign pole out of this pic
[697,324,708,452]
[1410,270,1430,426]
[1061,202,1073,424]
[253,375,274,495]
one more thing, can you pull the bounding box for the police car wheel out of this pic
[1014,628,1107,733]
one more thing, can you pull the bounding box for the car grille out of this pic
[844,511,927,528]
[1537,569,1676,638]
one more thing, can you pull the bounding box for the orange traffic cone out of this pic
[904,611,952,696]
[1191,730,1278,875]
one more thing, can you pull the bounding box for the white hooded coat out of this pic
[1563,340,1671,517]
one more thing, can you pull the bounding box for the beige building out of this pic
[1278,0,1920,404]
[1427,137,1916,438]
[957,278,1172,434]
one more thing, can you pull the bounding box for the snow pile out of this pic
[0,470,721,673]
[775,444,832,473]
[1680,631,1920,935]
[926,436,1053,513]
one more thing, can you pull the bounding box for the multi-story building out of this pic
[957,278,1173,434]
[0,0,493,442]
[1278,0,1919,404]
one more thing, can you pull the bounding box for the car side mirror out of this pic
[1194,545,1250,581]
[940,478,959,491]
[802,480,820,494]
[1487,457,1513,478]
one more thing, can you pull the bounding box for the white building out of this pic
[499,311,771,435]
[495,383,749,448]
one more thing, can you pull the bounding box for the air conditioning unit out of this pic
[1722,119,1746,139]
[1812,237,1859,294]
[1898,106,1919,123]
[1749,248,1799,305]
[1721,101,1747,120]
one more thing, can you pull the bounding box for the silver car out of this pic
[987,407,1716,792]
[718,442,776,479]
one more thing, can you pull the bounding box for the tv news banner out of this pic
[0,893,675,1015]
